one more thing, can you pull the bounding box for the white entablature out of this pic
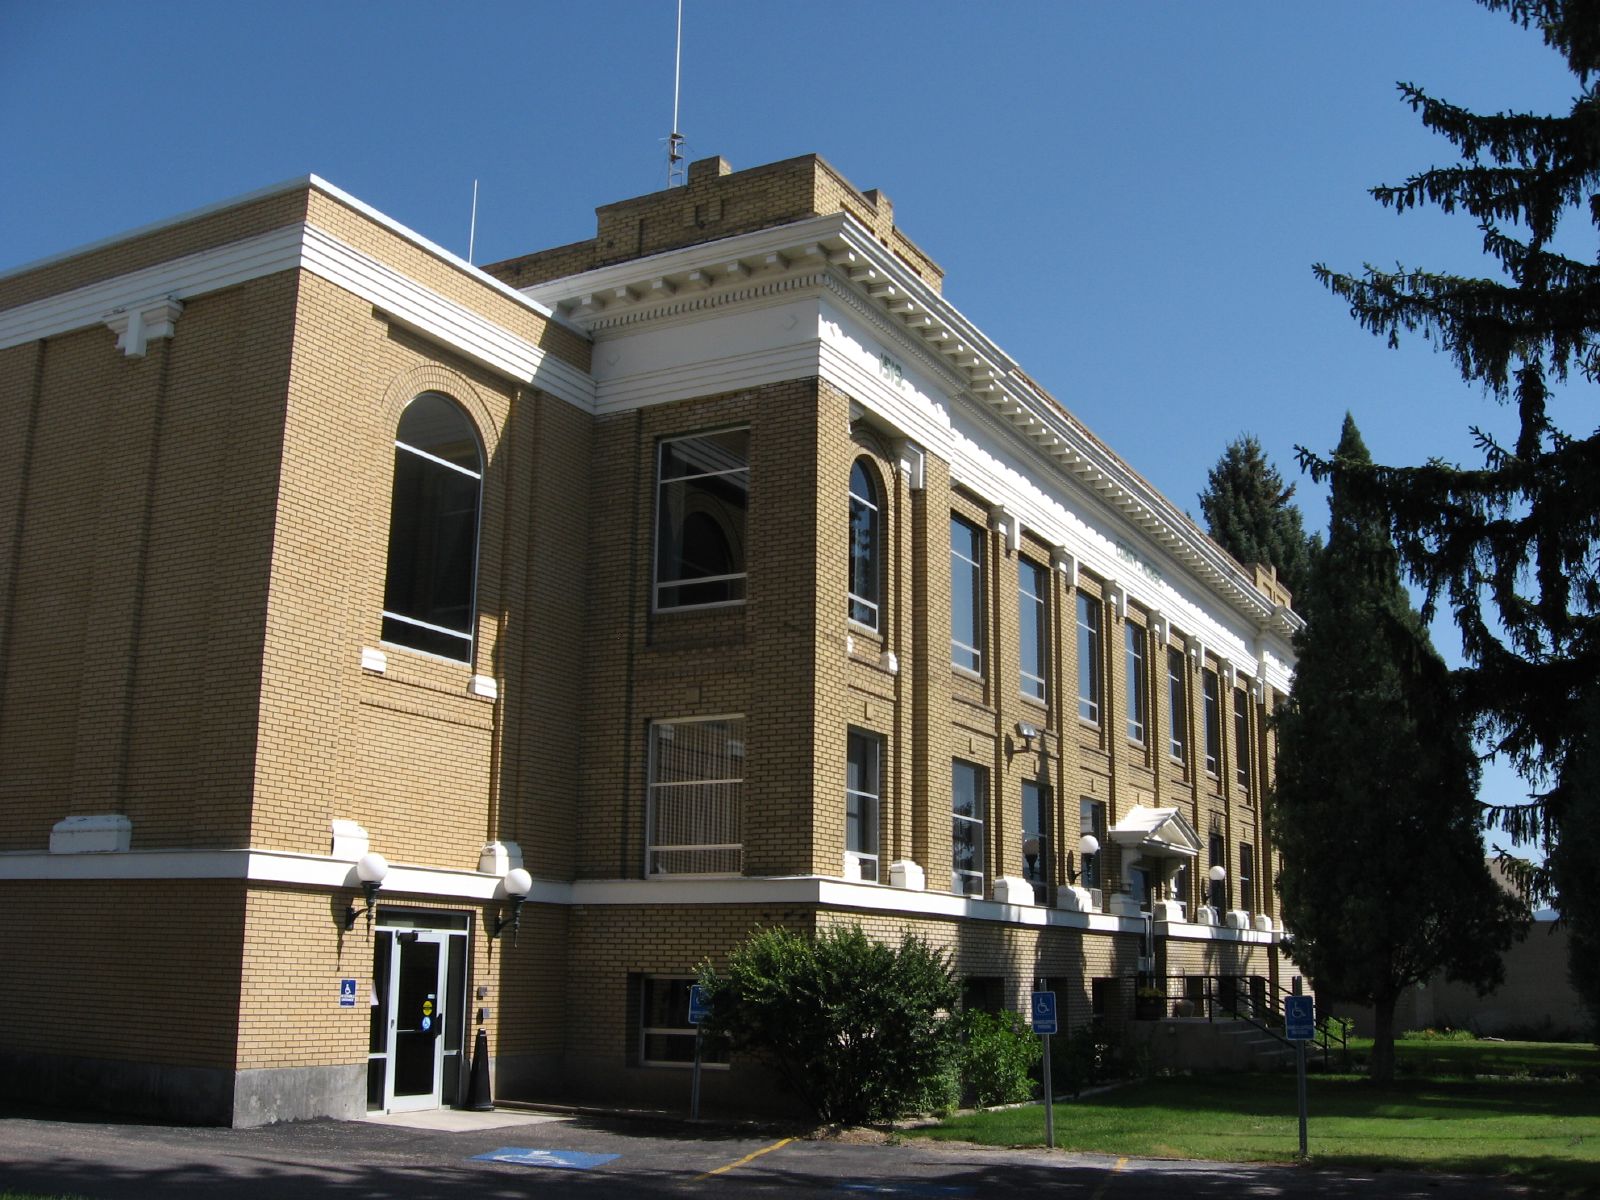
[522,211,1302,675]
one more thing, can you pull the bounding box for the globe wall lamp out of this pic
[344,852,389,930]
[1064,834,1101,885]
[493,868,533,945]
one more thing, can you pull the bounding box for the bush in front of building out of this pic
[698,924,960,1126]
[957,1008,1041,1108]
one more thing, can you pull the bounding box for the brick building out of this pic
[0,155,1298,1125]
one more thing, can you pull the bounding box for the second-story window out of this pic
[1022,779,1048,903]
[1168,648,1188,762]
[1234,687,1252,793]
[1125,623,1146,743]
[382,392,483,662]
[1203,668,1221,776]
[951,760,987,895]
[1209,832,1228,912]
[848,459,881,630]
[845,729,881,882]
[1077,592,1101,724]
[1079,798,1105,891]
[1019,558,1048,702]
[1239,842,1255,914]
[656,428,749,610]
[950,516,984,674]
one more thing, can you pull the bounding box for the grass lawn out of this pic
[910,1040,1599,1198]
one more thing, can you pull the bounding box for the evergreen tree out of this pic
[1198,435,1319,605]
[1307,0,1600,1030]
[1272,415,1523,1084]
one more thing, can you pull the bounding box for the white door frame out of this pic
[384,930,450,1113]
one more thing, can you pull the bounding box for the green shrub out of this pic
[697,924,960,1126]
[958,1008,1041,1107]
[1050,1021,1121,1094]
[1401,1026,1477,1041]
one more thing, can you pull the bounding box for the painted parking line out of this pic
[1088,1155,1128,1200]
[471,1147,620,1170]
[694,1135,795,1181]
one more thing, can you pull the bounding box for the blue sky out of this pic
[2,1,1580,852]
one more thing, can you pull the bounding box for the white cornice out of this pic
[0,219,593,411]
[521,212,1300,654]
[0,850,1243,939]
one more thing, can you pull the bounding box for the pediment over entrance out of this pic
[1107,805,1200,859]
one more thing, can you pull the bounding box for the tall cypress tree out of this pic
[1198,434,1319,605]
[1307,0,1600,1029]
[1273,416,1522,1083]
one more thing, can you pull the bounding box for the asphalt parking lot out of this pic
[0,1103,1537,1200]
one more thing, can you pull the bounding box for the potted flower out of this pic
[1134,985,1165,1020]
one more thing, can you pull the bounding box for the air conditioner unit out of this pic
[1090,888,1103,911]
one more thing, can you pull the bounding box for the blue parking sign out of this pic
[1285,994,1315,1041]
[1031,990,1057,1035]
[338,978,357,1008]
[687,984,711,1025]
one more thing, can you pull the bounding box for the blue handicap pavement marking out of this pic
[836,1184,974,1197]
[471,1148,620,1170]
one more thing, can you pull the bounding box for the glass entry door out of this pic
[385,931,449,1113]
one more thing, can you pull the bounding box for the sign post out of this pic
[687,984,711,1121]
[1284,992,1315,1159]
[1031,990,1057,1149]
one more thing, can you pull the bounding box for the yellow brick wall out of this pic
[1,879,245,1067]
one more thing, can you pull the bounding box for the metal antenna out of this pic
[667,0,685,187]
[467,179,479,264]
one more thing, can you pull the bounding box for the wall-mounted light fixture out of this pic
[1065,833,1101,885]
[344,852,389,929]
[1208,864,1228,913]
[1015,721,1040,743]
[492,868,533,945]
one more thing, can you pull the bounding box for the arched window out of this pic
[848,459,881,629]
[381,393,482,661]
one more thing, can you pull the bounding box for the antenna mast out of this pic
[667,0,685,187]
[467,179,479,264]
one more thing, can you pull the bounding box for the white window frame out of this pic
[653,428,749,612]
[845,728,882,883]
[1077,592,1102,725]
[1126,622,1146,744]
[638,976,728,1070]
[1019,558,1048,703]
[951,760,987,896]
[848,459,882,632]
[950,516,985,674]
[646,715,745,877]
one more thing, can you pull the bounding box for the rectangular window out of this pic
[655,429,749,610]
[1239,843,1254,914]
[1077,592,1101,724]
[846,729,881,883]
[1022,779,1048,903]
[639,977,728,1068]
[1125,623,1146,743]
[1019,558,1048,702]
[646,717,745,875]
[950,517,985,674]
[1090,977,1114,1019]
[1168,648,1187,761]
[1079,798,1105,891]
[1202,668,1221,776]
[1173,861,1191,914]
[951,760,987,895]
[1234,688,1252,793]
[1209,832,1228,912]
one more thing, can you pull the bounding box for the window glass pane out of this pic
[1239,843,1255,912]
[1203,670,1221,775]
[1019,559,1047,701]
[640,977,727,1067]
[849,461,880,629]
[1077,593,1101,723]
[656,430,749,609]
[1234,688,1252,791]
[1125,624,1146,742]
[1079,799,1105,890]
[382,394,482,662]
[950,518,984,673]
[648,719,745,875]
[846,729,880,881]
[1209,833,1228,911]
[951,761,986,895]
[1168,649,1187,760]
[1022,780,1047,902]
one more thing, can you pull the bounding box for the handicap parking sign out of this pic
[338,978,357,1008]
[1285,994,1315,1041]
[1030,990,1057,1035]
